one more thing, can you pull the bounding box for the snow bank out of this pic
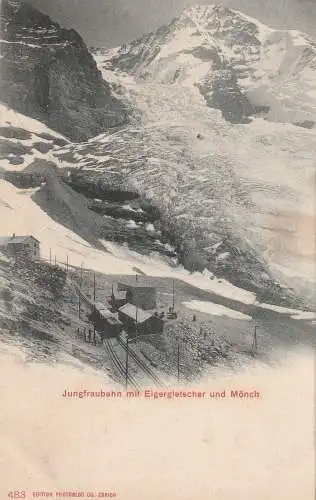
[256,302,316,321]
[0,104,66,138]
[183,300,252,321]
[0,180,258,307]
[0,181,137,275]
[101,240,257,304]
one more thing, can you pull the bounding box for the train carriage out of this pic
[89,302,123,338]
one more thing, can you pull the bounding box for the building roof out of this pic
[93,302,113,319]
[106,317,123,327]
[99,310,114,320]
[118,282,156,292]
[118,303,153,323]
[0,237,10,246]
[0,235,39,245]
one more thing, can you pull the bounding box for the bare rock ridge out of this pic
[0,0,126,141]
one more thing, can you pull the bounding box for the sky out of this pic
[26,0,316,47]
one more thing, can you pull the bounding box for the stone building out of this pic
[0,234,40,260]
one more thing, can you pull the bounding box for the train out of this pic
[88,301,123,338]
[87,299,166,339]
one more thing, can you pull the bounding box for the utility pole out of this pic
[54,255,57,266]
[172,280,175,311]
[125,338,129,391]
[135,306,138,335]
[177,337,180,383]
[93,273,97,340]
[49,248,52,265]
[78,263,83,320]
[80,262,83,288]
[66,255,69,274]
[252,326,258,354]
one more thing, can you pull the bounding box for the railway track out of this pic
[104,338,141,390]
[117,337,164,387]
[72,281,163,388]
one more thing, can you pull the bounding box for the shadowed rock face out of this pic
[0,0,126,141]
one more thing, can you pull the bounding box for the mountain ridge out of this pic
[106,3,316,127]
[0,0,126,141]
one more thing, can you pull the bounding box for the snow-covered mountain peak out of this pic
[180,4,260,28]
[106,5,316,127]
[174,4,313,48]
[178,4,271,43]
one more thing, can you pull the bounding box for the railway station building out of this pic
[111,284,127,309]
[118,282,157,310]
[118,304,164,336]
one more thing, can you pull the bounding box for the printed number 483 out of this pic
[8,492,26,499]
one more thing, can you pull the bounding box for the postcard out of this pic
[0,1,315,499]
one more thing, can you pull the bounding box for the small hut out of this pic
[0,234,40,260]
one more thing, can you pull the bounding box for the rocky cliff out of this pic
[0,0,126,141]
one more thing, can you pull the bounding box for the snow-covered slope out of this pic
[56,63,315,303]
[0,103,69,171]
[108,4,316,127]
[1,5,314,310]
[0,104,261,306]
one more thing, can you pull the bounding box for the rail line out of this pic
[117,337,164,387]
[72,281,163,388]
[103,338,141,390]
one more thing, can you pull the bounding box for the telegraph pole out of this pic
[66,255,69,274]
[172,280,175,310]
[80,262,83,288]
[252,326,258,354]
[135,306,138,335]
[92,273,96,341]
[125,338,129,391]
[78,263,83,320]
[49,248,52,265]
[177,338,180,383]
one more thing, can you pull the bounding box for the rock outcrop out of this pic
[0,0,126,141]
